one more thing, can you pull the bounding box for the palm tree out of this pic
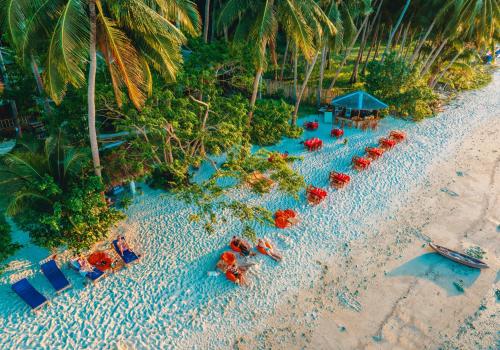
[218,0,334,125]
[0,132,87,216]
[204,0,211,42]
[327,0,375,89]
[381,0,411,61]
[441,0,499,63]
[2,0,200,177]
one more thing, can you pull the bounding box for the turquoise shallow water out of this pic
[0,71,498,349]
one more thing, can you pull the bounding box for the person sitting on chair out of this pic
[116,236,131,255]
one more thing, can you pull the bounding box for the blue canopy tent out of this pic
[331,90,387,119]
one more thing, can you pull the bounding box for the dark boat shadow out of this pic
[388,253,481,296]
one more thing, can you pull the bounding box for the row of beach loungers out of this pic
[11,238,140,313]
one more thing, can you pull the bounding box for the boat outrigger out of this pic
[429,243,489,269]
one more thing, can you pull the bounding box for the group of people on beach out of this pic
[230,236,282,262]
[217,236,282,286]
[72,235,136,278]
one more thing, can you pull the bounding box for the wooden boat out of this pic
[429,243,489,269]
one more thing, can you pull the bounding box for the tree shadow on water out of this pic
[388,253,481,296]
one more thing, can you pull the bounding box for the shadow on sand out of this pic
[388,253,481,296]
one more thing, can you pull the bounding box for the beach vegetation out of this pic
[0,213,21,264]
[0,0,498,254]
[0,134,123,251]
[365,53,438,120]
[177,144,304,239]
[250,99,298,146]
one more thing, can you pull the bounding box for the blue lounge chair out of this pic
[85,267,105,283]
[113,238,140,265]
[40,259,72,293]
[69,260,105,284]
[11,278,49,312]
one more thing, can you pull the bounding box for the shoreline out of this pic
[237,102,500,349]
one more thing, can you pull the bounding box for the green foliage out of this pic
[441,64,492,91]
[464,246,486,260]
[12,175,124,252]
[0,55,40,116]
[0,213,21,264]
[250,99,295,145]
[149,161,191,190]
[177,144,304,237]
[285,125,304,139]
[1,136,123,252]
[366,53,439,121]
[102,147,147,187]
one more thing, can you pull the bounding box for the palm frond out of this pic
[44,0,89,104]
[97,2,150,109]
[6,191,53,216]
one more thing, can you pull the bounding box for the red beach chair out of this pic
[389,130,406,143]
[306,185,328,205]
[365,147,384,160]
[304,138,323,152]
[352,156,371,171]
[330,128,344,138]
[329,171,351,189]
[274,209,298,229]
[379,137,396,150]
[304,121,319,130]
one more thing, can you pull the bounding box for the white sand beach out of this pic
[0,71,499,350]
[237,81,500,349]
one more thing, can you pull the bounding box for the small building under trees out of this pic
[324,90,388,130]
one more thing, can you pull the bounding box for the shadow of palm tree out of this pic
[388,253,481,296]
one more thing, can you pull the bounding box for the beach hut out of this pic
[328,91,387,129]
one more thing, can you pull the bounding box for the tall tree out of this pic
[218,0,334,125]
[441,0,500,64]
[204,0,211,43]
[381,0,410,61]
[328,0,376,89]
[2,0,200,177]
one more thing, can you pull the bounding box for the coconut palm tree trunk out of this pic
[328,14,371,89]
[420,38,448,77]
[362,17,381,75]
[293,45,298,101]
[88,1,101,178]
[292,51,319,125]
[371,23,384,62]
[279,39,289,81]
[429,50,461,88]
[382,0,411,61]
[397,21,411,57]
[349,21,369,84]
[317,46,327,107]
[247,68,263,125]
[203,0,210,43]
[408,17,437,66]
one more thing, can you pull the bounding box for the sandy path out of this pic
[237,102,500,349]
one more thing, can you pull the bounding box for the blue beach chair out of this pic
[85,267,105,283]
[40,259,72,293]
[11,278,49,312]
[69,260,105,284]
[113,238,140,265]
